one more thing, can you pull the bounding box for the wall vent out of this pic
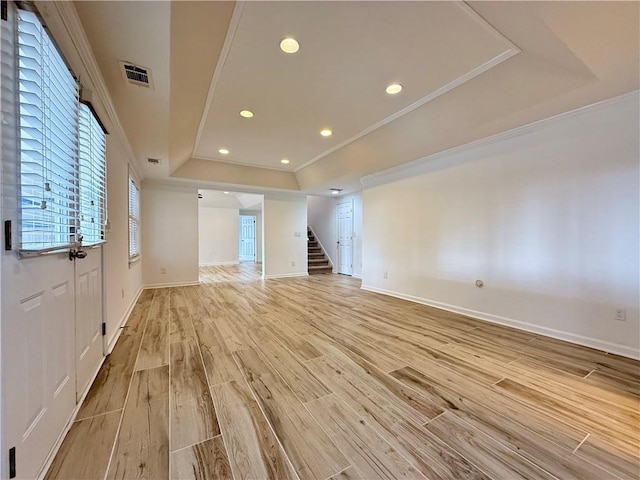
[120,61,153,88]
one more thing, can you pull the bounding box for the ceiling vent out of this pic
[120,61,153,88]
[147,157,161,165]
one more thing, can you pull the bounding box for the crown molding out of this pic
[39,1,144,181]
[361,90,640,189]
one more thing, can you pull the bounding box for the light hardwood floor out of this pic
[46,268,640,480]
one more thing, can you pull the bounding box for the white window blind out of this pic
[128,176,140,259]
[18,9,80,252]
[78,103,106,246]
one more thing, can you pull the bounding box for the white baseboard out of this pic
[199,261,239,266]
[107,286,143,354]
[352,274,363,279]
[361,284,640,360]
[143,280,201,289]
[265,272,309,279]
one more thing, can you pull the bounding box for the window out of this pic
[18,9,79,252]
[128,176,140,260]
[78,104,106,246]
[17,9,107,254]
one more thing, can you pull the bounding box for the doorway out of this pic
[337,200,354,275]
[239,215,257,262]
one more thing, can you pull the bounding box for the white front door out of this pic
[74,247,104,400]
[239,215,256,262]
[3,254,78,480]
[3,247,105,479]
[337,200,354,275]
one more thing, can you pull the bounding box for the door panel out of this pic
[75,247,103,399]
[338,201,354,275]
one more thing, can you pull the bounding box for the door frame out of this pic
[337,199,354,276]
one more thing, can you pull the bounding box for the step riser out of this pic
[308,268,332,273]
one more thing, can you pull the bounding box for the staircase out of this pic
[307,228,332,274]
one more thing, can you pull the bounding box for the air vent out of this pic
[120,61,153,88]
[147,158,161,165]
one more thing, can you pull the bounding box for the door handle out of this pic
[69,249,87,261]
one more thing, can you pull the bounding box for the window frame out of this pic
[128,174,141,264]
[16,7,108,257]
[16,8,80,255]
[78,102,107,247]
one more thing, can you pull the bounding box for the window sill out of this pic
[128,255,141,268]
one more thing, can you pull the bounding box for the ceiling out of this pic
[74,1,639,196]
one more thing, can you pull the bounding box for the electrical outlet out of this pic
[121,289,125,298]
[615,308,626,321]
[160,267,167,275]
[383,271,388,279]
[291,260,296,267]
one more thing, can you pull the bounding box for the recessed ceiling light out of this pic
[280,37,299,54]
[386,83,403,95]
[320,129,332,137]
[223,191,229,195]
[218,148,229,155]
[240,110,254,118]
[280,158,290,164]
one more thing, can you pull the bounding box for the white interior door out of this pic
[74,247,104,400]
[239,215,256,262]
[337,200,354,275]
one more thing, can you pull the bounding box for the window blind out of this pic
[78,103,106,246]
[128,176,140,259]
[18,9,79,252]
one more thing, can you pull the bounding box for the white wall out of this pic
[103,136,143,348]
[362,93,640,358]
[307,193,363,277]
[142,183,199,287]
[263,196,308,278]
[198,206,239,266]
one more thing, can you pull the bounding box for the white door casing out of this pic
[337,200,354,275]
[239,215,256,262]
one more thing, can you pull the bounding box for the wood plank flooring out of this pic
[47,266,640,479]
